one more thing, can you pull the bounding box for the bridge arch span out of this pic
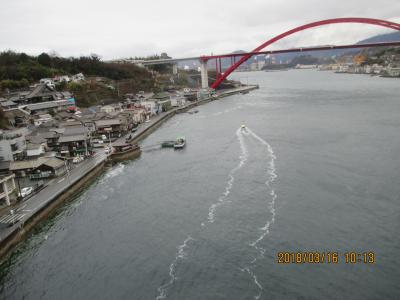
[210,17,400,89]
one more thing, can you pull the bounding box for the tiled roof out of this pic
[95,119,121,127]
[58,134,87,143]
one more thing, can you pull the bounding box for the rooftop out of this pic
[58,134,87,143]
[10,157,64,171]
[95,119,121,127]
[26,143,43,150]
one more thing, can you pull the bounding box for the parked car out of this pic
[19,186,33,198]
[72,156,84,164]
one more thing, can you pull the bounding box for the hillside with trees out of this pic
[0,51,155,92]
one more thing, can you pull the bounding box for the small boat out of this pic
[174,137,186,149]
[241,124,246,130]
[162,140,175,148]
[110,143,141,162]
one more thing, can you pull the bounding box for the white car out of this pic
[72,156,84,164]
[19,186,33,198]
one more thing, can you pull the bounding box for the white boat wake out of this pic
[240,127,278,299]
[156,236,194,300]
[156,127,276,299]
[156,127,248,299]
[205,127,248,224]
[104,163,125,180]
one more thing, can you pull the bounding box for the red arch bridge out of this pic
[122,18,400,89]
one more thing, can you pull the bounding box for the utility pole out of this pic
[62,158,71,185]
[15,175,22,201]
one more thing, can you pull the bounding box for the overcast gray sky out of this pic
[0,0,399,59]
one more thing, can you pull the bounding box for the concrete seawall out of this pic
[0,161,106,261]
[130,85,258,144]
[0,84,258,262]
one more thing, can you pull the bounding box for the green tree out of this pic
[0,109,9,129]
[38,53,52,67]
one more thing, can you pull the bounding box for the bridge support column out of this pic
[200,60,208,89]
[172,64,178,75]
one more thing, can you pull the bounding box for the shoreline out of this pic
[0,84,259,263]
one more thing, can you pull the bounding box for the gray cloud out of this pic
[0,0,399,59]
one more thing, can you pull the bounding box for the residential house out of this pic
[26,143,45,158]
[29,158,66,179]
[25,135,47,158]
[122,107,147,125]
[170,95,186,107]
[33,113,53,126]
[0,128,29,161]
[140,101,158,116]
[26,98,76,115]
[5,84,75,115]
[136,91,154,102]
[0,99,18,110]
[387,67,400,77]
[58,134,90,157]
[11,84,55,105]
[53,75,71,84]
[157,99,172,112]
[40,78,55,88]
[0,161,10,175]
[100,105,121,114]
[133,107,147,124]
[95,118,126,138]
[71,73,85,82]
[10,157,66,179]
[37,131,59,150]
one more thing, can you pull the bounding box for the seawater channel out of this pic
[1,70,399,299]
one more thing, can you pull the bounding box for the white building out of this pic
[0,128,29,162]
[54,75,71,83]
[26,143,45,158]
[100,105,118,114]
[140,101,158,116]
[71,73,85,82]
[34,113,53,126]
[170,96,186,107]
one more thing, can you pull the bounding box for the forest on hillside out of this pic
[0,51,154,91]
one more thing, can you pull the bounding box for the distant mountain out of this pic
[357,31,400,44]
[176,31,400,70]
[243,31,400,65]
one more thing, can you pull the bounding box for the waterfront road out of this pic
[113,110,175,146]
[113,85,258,147]
[0,151,107,242]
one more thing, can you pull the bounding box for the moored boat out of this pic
[110,142,141,162]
